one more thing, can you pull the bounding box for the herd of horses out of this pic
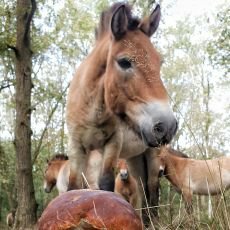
[6,2,229,229]
[42,2,229,227]
[43,146,230,221]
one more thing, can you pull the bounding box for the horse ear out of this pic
[139,4,161,37]
[111,5,128,40]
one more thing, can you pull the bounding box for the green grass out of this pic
[145,178,230,230]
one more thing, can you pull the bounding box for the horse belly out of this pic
[192,177,223,196]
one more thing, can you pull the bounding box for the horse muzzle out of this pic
[158,165,165,177]
[135,102,178,147]
[44,187,52,193]
[43,181,54,193]
[158,169,164,178]
[120,171,128,180]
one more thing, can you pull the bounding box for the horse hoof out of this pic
[99,173,114,191]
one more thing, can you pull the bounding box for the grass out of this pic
[143,178,230,230]
[1,178,229,229]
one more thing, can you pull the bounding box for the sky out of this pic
[164,0,229,112]
[166,0,226,19]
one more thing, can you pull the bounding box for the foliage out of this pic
[207,5,230,78]
[159,178,230,229]
[0,0,229,228]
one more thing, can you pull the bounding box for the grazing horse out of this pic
[158,145,230,213]
[66,2,177,193]
[44,151,102,194]
[115,159,141,214]
[43,154,70,194]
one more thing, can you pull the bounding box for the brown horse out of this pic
[158,145,230,213]
[115,159,141,214]
[66,2,177,193]
[44,151,102,194]
[43,154,69,194]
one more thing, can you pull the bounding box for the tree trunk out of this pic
[13,0,37,229]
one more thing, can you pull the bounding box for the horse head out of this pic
[43,154,68,193]
[100,3,177,147]
[117,159,129,181]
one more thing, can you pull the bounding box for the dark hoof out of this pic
[99,173,115,191]
[67,182,78,191]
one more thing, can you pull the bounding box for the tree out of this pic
[208,6,229,78]
[13,0,37,229]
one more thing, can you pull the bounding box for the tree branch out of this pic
[7,45,19,57]
[24,0,37,44]
[32,83,69,165]
[0,83,14,92]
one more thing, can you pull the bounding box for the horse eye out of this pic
[117,58,132,70]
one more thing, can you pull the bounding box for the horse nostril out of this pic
[120,172,128,180]
[153,122,166,138]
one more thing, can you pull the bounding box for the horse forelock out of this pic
[95,2,140,40]
[49,154,68,162]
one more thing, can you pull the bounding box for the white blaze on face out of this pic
[120,169,128,175]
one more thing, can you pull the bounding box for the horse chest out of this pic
[119,125,147,159]
[121,185,132,199]
[80,120,117,151]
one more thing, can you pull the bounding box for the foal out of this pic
[158,146,230,213]
[44,151,102,194]
[115,159,141,213]
[43,154,70,194]
[66,2,177,192]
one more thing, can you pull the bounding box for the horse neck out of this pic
[52,160,66,179]
[87,35,110,82]
[86,36,111,122]
[164,154,183,185]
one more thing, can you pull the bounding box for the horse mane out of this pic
[95,2,140,40]
[168,147,189,158]
[49,154,69,162]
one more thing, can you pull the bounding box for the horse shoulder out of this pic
[168,158,191,192]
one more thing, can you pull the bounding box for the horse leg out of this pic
[182,190,193,214]
[145,148,160,220]
[67,137,87,190]
[130,190,142,218]
[86,150,102,190]
[99,132,122,191]
[127,154,147,225]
